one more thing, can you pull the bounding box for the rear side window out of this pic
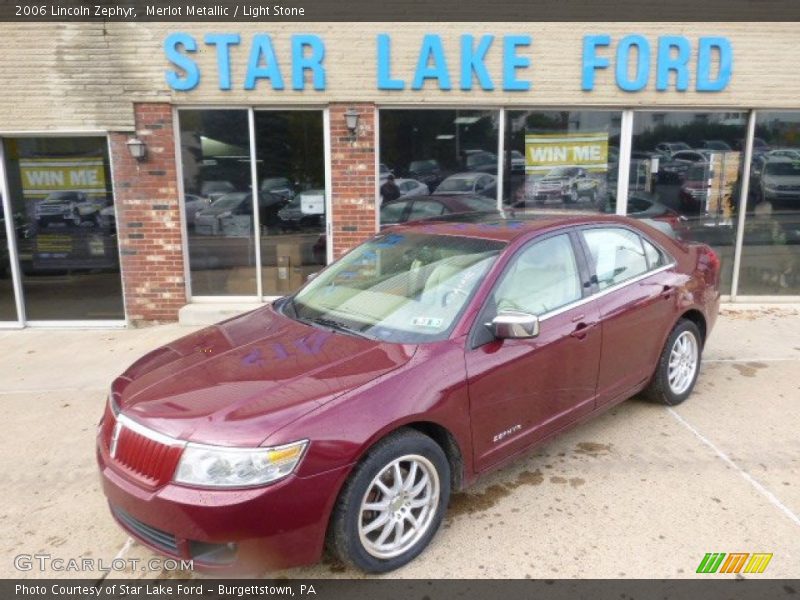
[408,200,446,220]
[583,228,648,290]
[380,201,408,224]
[642,237,666,269]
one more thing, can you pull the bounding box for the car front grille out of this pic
[112,506,180,554]
[110,418,184,487]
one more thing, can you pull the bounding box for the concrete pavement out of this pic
[0,306,798,579]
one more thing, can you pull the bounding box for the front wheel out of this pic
[328,429,450,573]
[641,319,702,405]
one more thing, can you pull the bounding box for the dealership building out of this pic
[0,20,799,327]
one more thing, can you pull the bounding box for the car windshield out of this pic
[43,191,81,202]
[208,193,248,210]
[437,177,476,192]
[765,162,800,176]
[410,160,437,173]
[288,232,505,343]
[547,167,578,177]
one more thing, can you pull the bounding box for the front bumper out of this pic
[97,436,351,573]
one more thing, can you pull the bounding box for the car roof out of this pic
[389,211,641,242]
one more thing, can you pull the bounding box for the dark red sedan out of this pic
[97,214,720,573]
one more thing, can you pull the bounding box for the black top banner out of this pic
[2,0,800,21]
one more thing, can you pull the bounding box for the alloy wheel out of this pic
[668,330,699,395]
[358,455,440,559]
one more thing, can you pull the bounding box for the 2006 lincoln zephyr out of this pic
[97,213,719,573]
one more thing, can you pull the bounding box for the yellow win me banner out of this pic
[20,158,106,200]
[525,132,609,174]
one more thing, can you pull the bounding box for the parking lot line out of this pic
[667,407,800,529]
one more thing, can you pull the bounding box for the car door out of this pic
[579,226,678,407]
[465,231,601,472]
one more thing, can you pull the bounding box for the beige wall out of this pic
[1,22,798,132]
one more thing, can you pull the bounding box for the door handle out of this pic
[660,284,674,299]
[570,321,596,340]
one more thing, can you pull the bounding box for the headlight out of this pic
[174,440,308,488]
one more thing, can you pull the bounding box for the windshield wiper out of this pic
[311,317,373,340]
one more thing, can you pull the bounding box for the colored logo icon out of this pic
[696,552,773,574]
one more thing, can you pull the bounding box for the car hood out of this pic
[764,174,800,186]
[113,305,416,446]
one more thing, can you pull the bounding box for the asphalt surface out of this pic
[1,306,798,579]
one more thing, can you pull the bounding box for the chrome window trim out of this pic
[538,262,676,323]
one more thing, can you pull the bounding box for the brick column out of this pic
[109,103,186,325]
[329,103,378,259]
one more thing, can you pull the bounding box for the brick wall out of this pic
[109,103,186,324]
[329,103,378,259]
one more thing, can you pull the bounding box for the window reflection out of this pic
[179,110,256,296]
[254,110,326,295]
[2,137,123,320]
[379,110,499,226]
[504,111,621,214]
[0,196,19,320]
[739,112,800,295]
[629,112,747,294]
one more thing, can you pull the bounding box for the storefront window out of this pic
[254,110,326,295]
[2,137,123,320]
[504,110,621,214]
[0,195,18,321]
[738,112,800,295]
[629,112,746,294]
[378,110,499,225]
[178,110,255,296]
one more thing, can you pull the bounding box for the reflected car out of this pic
[277,189,326,230]
[700,140,732,151]
[396,178,429,199]
[408,159,443,192]
[380,194,498,226]
[767,148,800,161]
[506,150,526,173]
[659,150,709,183]
[655,141,691,157]
[433,172,496,198]
[200,180,236,202]
[194,192,287,236]
[34,191,106,229]
[464,150,498,174]
[97,213,720,574]
[759,157,800,208]
[601,193,689,238]
[679,164,712,214]
[531,167,599,204]
[260,177,295,201]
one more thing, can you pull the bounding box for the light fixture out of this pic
[126,137,147,161]
[344,108,360,139]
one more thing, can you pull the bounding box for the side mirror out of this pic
[491,311,540,339]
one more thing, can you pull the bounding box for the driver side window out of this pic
[492,234,582,316]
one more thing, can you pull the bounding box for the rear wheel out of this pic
[328,429,450,573]
[642,319,702,405]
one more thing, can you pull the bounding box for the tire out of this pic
[327,429,450,573]
[641,319,703,406]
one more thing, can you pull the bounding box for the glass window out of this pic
[254,110,326,296]
[379,110,499,225]
[583,228,649,290]
[503,110,621,214]
[179,110,255,296]
[642,237,666,269]
[2,136,123,320]
[380,200,409,225]
[408,200,446,221]
[629,112,746,294]
[493,234,582,315]
[738,111,800,295]
[0,195,18,320]
[288,232,505,343]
